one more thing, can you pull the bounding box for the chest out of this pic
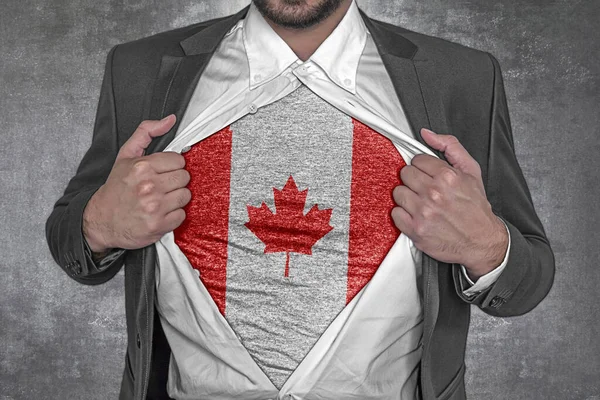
[157,75,423,394]
[174,84,406,313]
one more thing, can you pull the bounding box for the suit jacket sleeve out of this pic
[45,44,127,285]
[451,53,556,317]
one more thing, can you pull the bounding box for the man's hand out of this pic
[82,114,192,253]
[391,128,509,280]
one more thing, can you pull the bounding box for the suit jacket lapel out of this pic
[358,8,438,152]
[139,7,251,363]
[144,5,251,155]
[359,7,441,398]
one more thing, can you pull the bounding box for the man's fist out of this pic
[83,114,192,253]
[391,128,509,280]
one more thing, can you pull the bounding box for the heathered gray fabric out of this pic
[225,83,355,389]
[153,67,428,397]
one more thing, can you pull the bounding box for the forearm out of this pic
[452,53,555,316]
[45,44,127,285]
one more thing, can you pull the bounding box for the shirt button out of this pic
[181,145,191,154]
[344,78,352,87]
[253,73,262,82]
[248,103,258,114]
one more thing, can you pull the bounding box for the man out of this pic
[45,0,555,399]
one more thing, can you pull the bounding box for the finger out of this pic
[411,154,453,178]
[392,185,420,217]
[399,164,433,195]
[420,129,480,176]
[117,115,176,160]
[391,206,413,235]
[163,208,187,233]
[156,169,191,194]
[161,186,192,215]
[144,151,186,174]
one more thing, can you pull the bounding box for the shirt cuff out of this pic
[460,217,511,296]
[83,233,126,270]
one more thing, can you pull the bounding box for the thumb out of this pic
[420,128,481,177]
[116,114,176,160]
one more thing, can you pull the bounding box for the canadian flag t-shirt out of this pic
[154,83,423,399]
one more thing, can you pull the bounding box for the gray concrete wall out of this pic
[1,0,598,399]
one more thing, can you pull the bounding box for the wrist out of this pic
[462,215,509,279]
[82,189,112,253]
[91,248,111,263]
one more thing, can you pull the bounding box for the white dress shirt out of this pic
[152,0,511,398]
[166,0,510,295]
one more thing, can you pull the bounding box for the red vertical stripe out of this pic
[346,118,407,304]
[173,126,233,315]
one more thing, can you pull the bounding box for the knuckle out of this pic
[399,165,411,180]
[176,208,187,225]
[179,189,191,207]
[412,222,425,238]
[132,160,151,176]
[182,169,191,185]
[391,208,406,229]
[446,134,459,144]
[442,135,460,149]
[168,172,181,186]
[138,120,152,131]
[176,153,186,169]
[440,167,458,185]
[143,199,160,214]
[137,180,155,196]
[392,186,404,205]
[391,206,402,221]
[427,187,443,203]
[420,205,433,220]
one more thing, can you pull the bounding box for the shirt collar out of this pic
[243,0,368,94]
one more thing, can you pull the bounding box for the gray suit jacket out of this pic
[45,4,555,400]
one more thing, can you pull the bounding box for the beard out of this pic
[252,0,346,29]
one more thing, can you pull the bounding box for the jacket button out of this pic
[73,260,82,274]
[490,296,505,308]
[136,333,141,348]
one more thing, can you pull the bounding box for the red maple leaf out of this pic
[245,175,334,277]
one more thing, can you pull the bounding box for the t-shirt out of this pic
[154,83,423,399]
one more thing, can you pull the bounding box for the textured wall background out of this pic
[1,0,598,399]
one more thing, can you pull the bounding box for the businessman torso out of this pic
[119,9,479,397]
[55,4,552,400]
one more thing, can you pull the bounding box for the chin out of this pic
[253,0,345,29]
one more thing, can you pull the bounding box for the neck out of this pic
[262,0,353,61]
